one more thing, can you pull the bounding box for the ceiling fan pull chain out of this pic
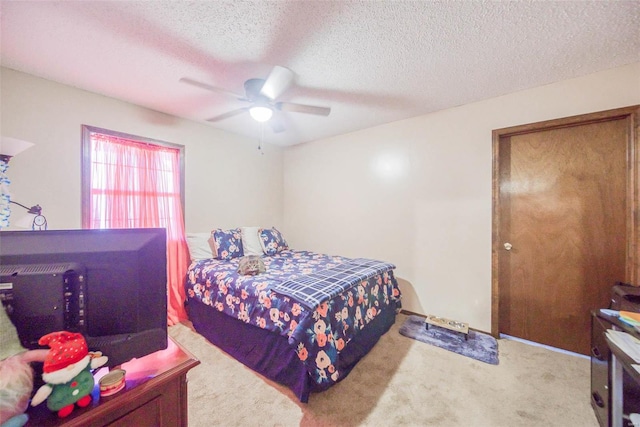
[258,123,264,154]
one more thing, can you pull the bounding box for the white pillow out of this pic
[185,232,215,261]
[241,226,264,256]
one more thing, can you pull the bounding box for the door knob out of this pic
[504,242,512,251]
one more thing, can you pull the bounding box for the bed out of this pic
[184,228,402,402]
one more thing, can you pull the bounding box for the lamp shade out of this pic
[249,106,273,122]
[0,137,34,158]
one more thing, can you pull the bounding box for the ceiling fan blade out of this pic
[269,115,286,133]
[180,77,245,100]
[260,66,294,100]
[276,102,331,116]
[206,108,248,122]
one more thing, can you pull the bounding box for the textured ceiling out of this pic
[1,1,639,146]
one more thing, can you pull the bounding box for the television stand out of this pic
[26,336,199,427]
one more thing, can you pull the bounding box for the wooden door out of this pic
[492,106,639,355]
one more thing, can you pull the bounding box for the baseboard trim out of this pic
[399,309,425,318]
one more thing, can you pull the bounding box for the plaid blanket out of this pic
[273,258,396,310]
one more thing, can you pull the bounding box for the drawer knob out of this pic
[591,346,605,361]
[591,391,605,408]
[591,346,604,361]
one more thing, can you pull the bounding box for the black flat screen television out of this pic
[0,228,168,367]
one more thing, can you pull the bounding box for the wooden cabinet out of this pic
[26,337,199,427]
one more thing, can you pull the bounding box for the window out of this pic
[81,125,188,324]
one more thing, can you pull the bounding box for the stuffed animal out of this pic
[30,331,108,418]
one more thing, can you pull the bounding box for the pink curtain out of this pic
[88,133,189,325]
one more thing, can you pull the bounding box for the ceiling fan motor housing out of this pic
[244,78,267,102]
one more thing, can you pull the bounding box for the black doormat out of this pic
[399,315,499,365]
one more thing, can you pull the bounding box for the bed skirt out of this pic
[186,298,398,402]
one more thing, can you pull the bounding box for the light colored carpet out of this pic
[168,313,598,427]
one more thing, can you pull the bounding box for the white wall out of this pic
[1,68,284,232]
[4,64,639,333]
[283,62,640,332]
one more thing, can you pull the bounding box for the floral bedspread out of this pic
[185,250,402,389]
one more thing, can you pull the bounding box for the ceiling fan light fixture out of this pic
[249,105,273,122]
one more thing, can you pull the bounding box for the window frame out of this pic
[80,125,185,229]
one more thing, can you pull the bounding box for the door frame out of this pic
[491,105,640,337]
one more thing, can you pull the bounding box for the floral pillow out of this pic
[211,228,243,260]
[258,227,288,256]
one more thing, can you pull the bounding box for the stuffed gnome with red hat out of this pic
[30,331,108,418]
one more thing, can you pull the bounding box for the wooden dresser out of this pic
[26,337,200,427]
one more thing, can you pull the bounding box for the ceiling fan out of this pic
[180,66,331,133]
